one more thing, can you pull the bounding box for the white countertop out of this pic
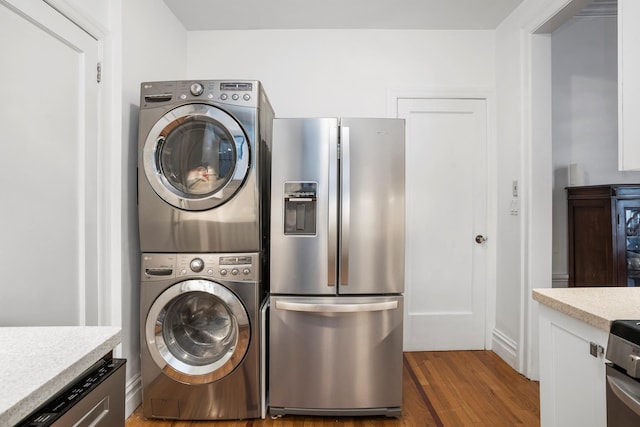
[0,326,121,426]
[533,287,640,331]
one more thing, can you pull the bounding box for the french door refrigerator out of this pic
[269,118,405,417]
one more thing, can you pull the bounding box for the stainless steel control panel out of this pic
[140,80,260,108]
[141,253,259,282]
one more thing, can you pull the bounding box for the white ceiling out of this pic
[162,0,526,31]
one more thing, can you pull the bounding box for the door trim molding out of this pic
[387,88,495,115]
[43,0,107,39]
[514,0,594,381]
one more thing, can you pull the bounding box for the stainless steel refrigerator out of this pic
[269,118,405,417]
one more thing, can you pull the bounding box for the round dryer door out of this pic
[142,103,250,211]
[145,279,250,385]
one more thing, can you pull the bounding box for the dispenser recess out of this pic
[284,182,317,235]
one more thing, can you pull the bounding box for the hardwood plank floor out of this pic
[126,351,539,427]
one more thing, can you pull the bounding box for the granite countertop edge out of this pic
[532,289,610,331]
[0,326,121,426]
[533,287,640,332]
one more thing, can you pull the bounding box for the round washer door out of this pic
[145,279,250,385]
[142,103,250,211]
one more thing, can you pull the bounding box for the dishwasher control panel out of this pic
[16,358,126,427]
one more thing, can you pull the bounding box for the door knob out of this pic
[475,235,487,244]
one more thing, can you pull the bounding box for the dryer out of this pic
[140,252,262,420]
[138,80,274,253]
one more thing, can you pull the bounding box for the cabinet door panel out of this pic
[538,305,607,427]
[568,198,615,287]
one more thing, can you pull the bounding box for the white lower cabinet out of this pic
[538,304,609,427]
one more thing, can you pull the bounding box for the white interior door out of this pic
[0,0,100,326]
[398,98,488,350]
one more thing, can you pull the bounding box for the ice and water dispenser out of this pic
[283,182,317,236]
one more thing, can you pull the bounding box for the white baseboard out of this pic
[125,374,142,418]
[491,328,518,369]
[552,273,569,288]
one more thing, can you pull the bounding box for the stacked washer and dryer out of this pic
[137,80,274,420]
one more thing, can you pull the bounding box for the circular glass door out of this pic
[145,279,250,385]
[143,103,250,211]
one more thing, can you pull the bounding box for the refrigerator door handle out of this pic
[340,126,350,287]
[275,300,398,313]
[329,126,339,287]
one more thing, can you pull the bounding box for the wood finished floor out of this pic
[126,351,540,427]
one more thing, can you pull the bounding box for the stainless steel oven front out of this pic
[606,320,640,426]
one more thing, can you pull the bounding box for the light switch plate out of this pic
[510,199,519,215]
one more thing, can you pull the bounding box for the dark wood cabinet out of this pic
[567,184,640,287]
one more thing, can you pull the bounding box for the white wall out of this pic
[121,0,187,414]
[551,15,640,282]
[187,30,495,117]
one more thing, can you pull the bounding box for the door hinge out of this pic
[97,62,102,83]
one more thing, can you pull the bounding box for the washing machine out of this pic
[140,252,262,420]
[138,80,274,253]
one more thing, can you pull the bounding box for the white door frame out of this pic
[387,89,498,352]
[518,0,594,380]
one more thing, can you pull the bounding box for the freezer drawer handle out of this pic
[275,300,398,313]
[286,197,315,202]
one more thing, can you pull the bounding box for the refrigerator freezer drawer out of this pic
[269,295,403,416]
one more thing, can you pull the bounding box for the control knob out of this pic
[190,83,204,96]
[190,258,204,272]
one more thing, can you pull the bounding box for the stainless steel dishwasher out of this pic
[605,320,640,426]
[16,358,126,426]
